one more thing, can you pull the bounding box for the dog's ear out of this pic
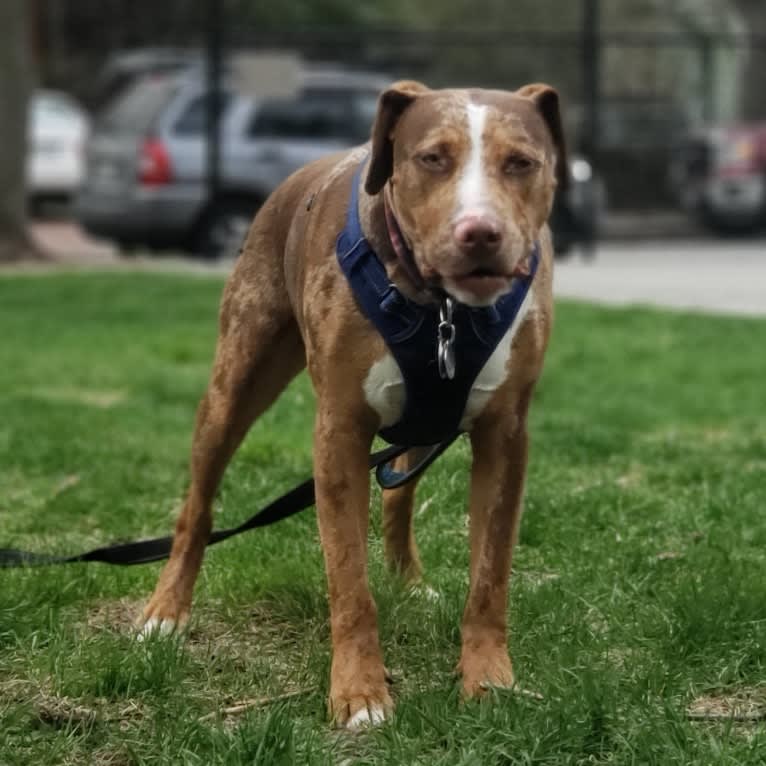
[516,83,569,192]
[365,80,430,195]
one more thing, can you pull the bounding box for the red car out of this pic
[672,122,766,234]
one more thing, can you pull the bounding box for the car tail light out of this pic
[138,138,172,186]
[717,133,758,177]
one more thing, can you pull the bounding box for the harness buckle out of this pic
[437,296,456,380]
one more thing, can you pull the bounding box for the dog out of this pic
[140,80,564,729]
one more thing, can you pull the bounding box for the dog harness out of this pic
[336,162,539,447]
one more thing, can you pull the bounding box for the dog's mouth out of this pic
[445,252,533,303]
[466,266,503,278]
[448,268,511,303]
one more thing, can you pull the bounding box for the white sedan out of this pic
[27,91,90,204]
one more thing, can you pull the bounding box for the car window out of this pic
[249,90,350,140]
[98,75,177,135]
[173,92,232,136]
[32,93,81,122]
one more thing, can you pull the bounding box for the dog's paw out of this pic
[136,615,182,641]
[458,649,514,699]
[346,703,388,730]
[328,639,393,729]
[331,690,393,731]
[136,597,189,641]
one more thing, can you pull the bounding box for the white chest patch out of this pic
[362,287,536,432]
[363,352,406,428]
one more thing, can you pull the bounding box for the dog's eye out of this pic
[503,154,537,175]
[417,152,448,172]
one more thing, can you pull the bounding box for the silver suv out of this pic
[76,63,387,257]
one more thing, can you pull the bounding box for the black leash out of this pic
[0,436,459,569]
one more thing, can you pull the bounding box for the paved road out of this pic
[555,240,766,317]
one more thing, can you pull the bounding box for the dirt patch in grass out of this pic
[640,425,743,449]
[187,602,319,684]
[31,386,127,409]
[614,463,645,489]
[82,597,145,635]
[34,693,143,731]
[515,569,561,587]
[83,596,312,648]
[1,675,145,732]
[86,747,135,766]
[45,596,324,729]
[687,686,766,722]
[81,596,319,692]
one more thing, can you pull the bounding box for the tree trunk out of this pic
[0,0,42,262]
[734,0,766,121]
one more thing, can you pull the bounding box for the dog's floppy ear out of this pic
[516,83,569,192]
[365,80,430,195]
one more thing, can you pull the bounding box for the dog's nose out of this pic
[453,215,503,253]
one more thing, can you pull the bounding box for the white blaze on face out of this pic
[456,103,489,220]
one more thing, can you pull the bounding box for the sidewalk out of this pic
[600,211,705,241]
[31,220,120,264]
[555,240,766,317]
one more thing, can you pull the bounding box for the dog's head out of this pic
[365,81,567,307]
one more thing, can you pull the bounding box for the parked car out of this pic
[90,48,195,111]
[671,122,766,234]
[551,155,604,256]
[76,62,387,257]
[77,60,604,258]
[27,90,90,207]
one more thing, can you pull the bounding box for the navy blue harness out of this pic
[336,163,539,447]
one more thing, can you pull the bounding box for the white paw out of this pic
[346,705,386,731]
[136,616,177,641]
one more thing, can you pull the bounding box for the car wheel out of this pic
[193,199,259,260]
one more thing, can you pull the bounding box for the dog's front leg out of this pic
[314,406,393,729]
[459,411,529,697]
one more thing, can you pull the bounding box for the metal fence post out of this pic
[700,33,715,124]
[206,0,224,211]
[582,0,601,254]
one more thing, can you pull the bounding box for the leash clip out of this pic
[437,296,456,380]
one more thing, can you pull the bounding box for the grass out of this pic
[1,270,765,765]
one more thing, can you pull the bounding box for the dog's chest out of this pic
[363,289,535,434]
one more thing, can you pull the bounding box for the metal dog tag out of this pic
[437,297,456,380]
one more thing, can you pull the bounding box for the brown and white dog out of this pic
[140,80,564,729]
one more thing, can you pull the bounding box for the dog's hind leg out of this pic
[140,251,305,637]
[381,450,425,583]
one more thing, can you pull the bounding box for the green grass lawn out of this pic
[1,270,765,765]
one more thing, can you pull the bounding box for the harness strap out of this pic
[383,191,426,292]
[337,160,540,447]
[0,435,459,569]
